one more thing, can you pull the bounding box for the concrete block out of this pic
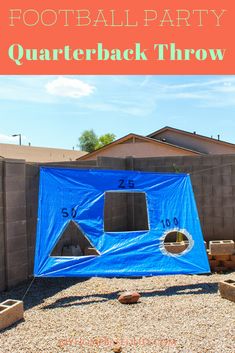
[4,162,25,177]
[7,235,28,253]
[201,207,213,217]
[232,184,235,194]
[7,275,28,289]
[223,260,235,270]
[0,193,4,207]
[209,240,234,255]
[222,155,235,164]
[0,207,4,224]
[5,207,26,223]
[201,197,214,207]
[27,232,37,248]
[211,187,222,198]
[223,207,234,218]
[213,207,223,218]
[7,249,28,268]
[185,156,202,166]
[222,175,232,186]
[0,269,6,292]
[84,247,99,256]
[25,164,39,177]
[164,241,189,254]
[61,245,83,256]
[221,186,233,197]
[0,162,4,174]
[209,259,220,271]
[204,155,222,165]
[0,300,24,330]
[7,263,28,283]
[211,174,222,185]
[231,164,235,177]
[202,174,213,185]
[0,222,5,241]
[4,177,25,192]
[219,279,235,302]
[208,217,223,228]
[221,165,232,176]
[5,221,27,238]
[192,186,202,197]
[223,217,235,229]
[214,266,228,273]
[5,191,26,209]
[213,227,229,240]
[28,258,35,276]
[201,228,214,243]
[223,196,235,207]
[213,254,231,261]
[190,174,202,185]
[207,252,214,260]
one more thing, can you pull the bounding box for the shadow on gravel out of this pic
[0,277,90,311]
[140,282,218,298]
[42,282,218,310]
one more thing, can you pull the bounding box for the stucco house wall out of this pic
[79,136,198,161]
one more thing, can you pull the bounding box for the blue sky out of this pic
[0,75,234,149]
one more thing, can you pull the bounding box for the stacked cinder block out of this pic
[4,160,28,288]
[164,241,189,254]
[0,299,24,330]
[0,161,6,291]
[219,279,235,302]
[207,240,235,272]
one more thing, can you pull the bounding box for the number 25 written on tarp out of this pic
[161,217,179,228]
[61,207,77,218]
[118,179,135,188]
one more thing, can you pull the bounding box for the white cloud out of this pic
[45,77,95,99]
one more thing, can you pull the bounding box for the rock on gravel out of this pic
[118,291,140,304]
[0,273,234,353]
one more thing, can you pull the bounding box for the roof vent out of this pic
[193,131,196,134]
[218,134,220,141]
[161,138,166,142]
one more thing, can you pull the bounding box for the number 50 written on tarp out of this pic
[61,207,77,218]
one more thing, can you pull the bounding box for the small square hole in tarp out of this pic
[104,192,149,232]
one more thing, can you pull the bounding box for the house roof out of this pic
[77,133,202,160]
[0,143,87,162]
[147,126,235,148]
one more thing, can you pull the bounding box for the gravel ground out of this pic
[0,273,234,353]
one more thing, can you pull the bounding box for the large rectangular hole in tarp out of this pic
[104,192,149,232]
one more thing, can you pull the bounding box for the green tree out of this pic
[78,130,116,152]
[96,133,116,149]
[78,129,98,153]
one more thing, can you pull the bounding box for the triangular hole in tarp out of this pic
[51,220,100,257]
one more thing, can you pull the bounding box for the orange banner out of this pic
[0,0,233,74]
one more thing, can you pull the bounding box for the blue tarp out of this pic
[34,167,210,277]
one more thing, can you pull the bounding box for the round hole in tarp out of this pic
[162,230,193,255]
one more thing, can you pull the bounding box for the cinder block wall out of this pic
[132,154,235,242]
[1,154,235,291]
[0,159,28,291]
[0,161,6,291]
